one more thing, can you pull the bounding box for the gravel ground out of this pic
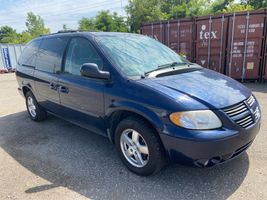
[0,73,266,200]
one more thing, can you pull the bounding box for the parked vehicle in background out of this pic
[16,31,261,176]
[140,9,267,81]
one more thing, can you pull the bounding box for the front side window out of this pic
[35,37,69,73]
[64,37,103,76]
[96,34,186,77]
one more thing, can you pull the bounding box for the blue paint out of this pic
[2,47,12,69]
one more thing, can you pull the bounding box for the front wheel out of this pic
[115,116,166,176]
[25,91,47,121]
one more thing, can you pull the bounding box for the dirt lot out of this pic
[0,73,266,200]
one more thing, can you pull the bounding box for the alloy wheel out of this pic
[27,96,36,118]
[120,129,149,168]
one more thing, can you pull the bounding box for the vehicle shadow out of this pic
[0,111,250,200]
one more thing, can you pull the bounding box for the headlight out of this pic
[169,110,222,130]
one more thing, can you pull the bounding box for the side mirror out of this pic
[80,63,110,80]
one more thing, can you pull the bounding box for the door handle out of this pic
[49,82,57,90]
[59,86,69,93]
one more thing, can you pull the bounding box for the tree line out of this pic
[0,0,266,44]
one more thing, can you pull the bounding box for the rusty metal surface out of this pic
[195,15,228,73]
[262,10,267,81]
[166,18,194,62]
[140,22,165,44]
[226,10,266,81]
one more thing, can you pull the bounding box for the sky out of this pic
[0,0,128,33]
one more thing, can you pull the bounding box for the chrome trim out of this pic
[224,104,246,115]
[242,121,254,128]
[227,107,248,117]
[239,118,253,126]
[236,115,252,124]
[223,95,257,128]
[247,95,255,107]
[224,102,244,112]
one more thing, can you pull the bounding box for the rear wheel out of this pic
[25,91,47,121]
[115,116,166,176]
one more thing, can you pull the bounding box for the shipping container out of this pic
[140,21,165,44]
[263,42,267,81]
[165,18,195,62]
[262,10,267,81]
[263,52,267,80]
[225,10,266,81]
[195,14,228,73]
[140,8,267,81]
[0,43,25,72]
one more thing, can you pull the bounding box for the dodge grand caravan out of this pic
[16,31,261,176]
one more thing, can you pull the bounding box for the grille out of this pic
[247,95,255,107]
[223,95,255,128]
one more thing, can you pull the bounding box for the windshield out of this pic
[95,34,187,77]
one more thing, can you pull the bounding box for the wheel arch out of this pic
[22,84,33,97]
[106,102,165,144]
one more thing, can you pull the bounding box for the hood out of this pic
[138,68,251,109]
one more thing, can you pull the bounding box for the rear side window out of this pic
[18,39,41,67]
[35,37,69,73]
[64,37,103,75]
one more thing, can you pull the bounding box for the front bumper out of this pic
[159,118,261,167]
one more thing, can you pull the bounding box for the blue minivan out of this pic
[16,31,261,176]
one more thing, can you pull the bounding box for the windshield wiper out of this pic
[158,62,188,68]
[144,62,189,77]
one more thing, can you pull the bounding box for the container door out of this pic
[262,14,267,81]
[264,41,267,80]
[226,12,265,81]
[167,20,194,62]
[140,23,165,44]
[195,15,227,73]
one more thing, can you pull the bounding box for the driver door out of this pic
[58,37,107,135]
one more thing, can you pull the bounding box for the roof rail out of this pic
[57,30,79,33]
[40,30,79,37]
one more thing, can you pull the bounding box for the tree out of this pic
[210,0,234,13]
[95,11,128,32]
[78,17,97,31]
[108,12,128,32]
[78,11,127,32]
[94,11,114,31]
[166,0,212,19]
[0,13,50,44]
[126,0,167,33]
[18,32,33,43]
[25,12,50,37]
[245,0,267,9]
[221,2,254,13]
[0,26,18,43]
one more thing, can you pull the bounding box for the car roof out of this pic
[38,31,142,40]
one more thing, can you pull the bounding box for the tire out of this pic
[115,116,166,176]
[25,91,47,121]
